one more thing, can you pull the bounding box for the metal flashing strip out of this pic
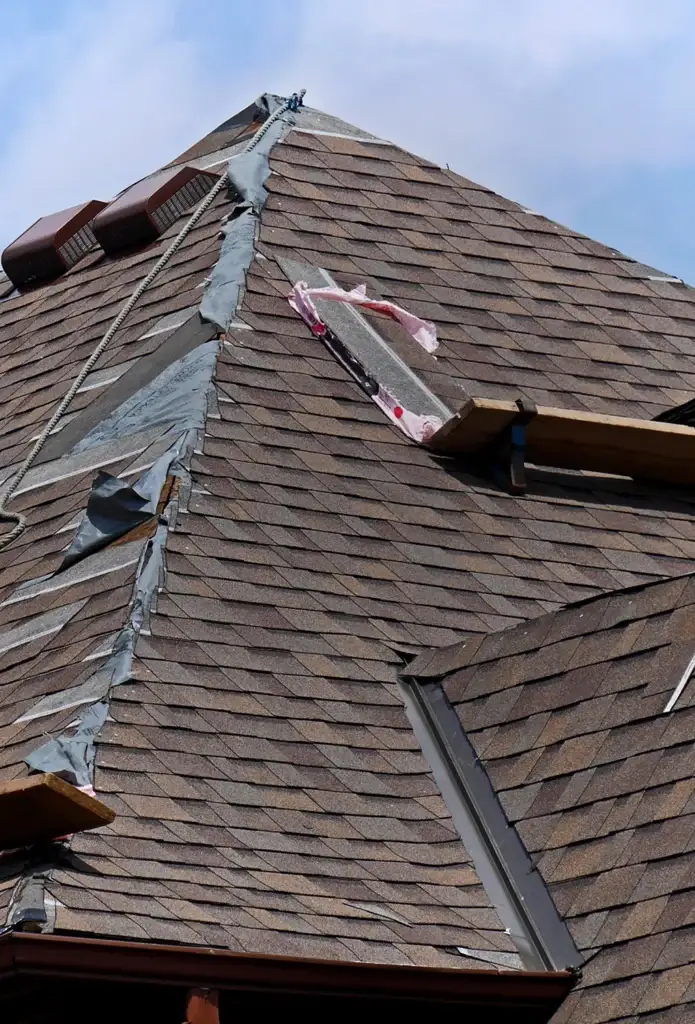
[398,676,582,974]
[664,650,695,712]
[278,257,450,421]
[1,541,144,608]
[290,128,393,145]
[0,600,87,656]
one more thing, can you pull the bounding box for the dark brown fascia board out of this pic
[0,932,576,1012]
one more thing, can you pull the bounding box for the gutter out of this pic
[0,932,575,1011]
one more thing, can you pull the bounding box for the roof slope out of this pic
[0,99,693,1013]
[409,574,695,1022]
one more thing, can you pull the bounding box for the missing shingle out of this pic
[34,314,216,465]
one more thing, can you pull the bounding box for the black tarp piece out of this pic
[72,340,218,454]
[58,439,184,571]
[24,702,109,789]
[200,94,298,332]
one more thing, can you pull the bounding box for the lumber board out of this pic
[428,398,695,486]
[0,772,115,850]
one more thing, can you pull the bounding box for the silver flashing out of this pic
[0,600,87,656]
[278,257,451,421]
[398,677,582,973]
[140,307,199,339]
[664,650,695,712]
[1,541,144,608]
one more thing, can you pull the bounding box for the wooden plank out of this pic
[428,398,695,486]
[0,773,115,850]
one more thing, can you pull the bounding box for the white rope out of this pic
[0,91,304,552]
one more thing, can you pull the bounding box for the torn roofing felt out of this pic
[58,440,185,571]
[70,340,218,455]
[25,702,109,789]
[199,94,300,332]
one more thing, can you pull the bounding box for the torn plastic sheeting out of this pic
[199,211,257,332]
[59,440,184,572]
[211,92,288,136]
[200,99,297,332]
[129,520,167,634]
[24,703,109,790]
[290,281,438,353]
[287,293,443,444]
[14,626,136,725]
[72,340,219,454]
[8,871,49,929]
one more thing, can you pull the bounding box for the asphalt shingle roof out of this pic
[411,574,695,1021]
[0,101,693,1018]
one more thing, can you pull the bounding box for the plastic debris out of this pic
[290,280,438,353]
[287,290,443,444]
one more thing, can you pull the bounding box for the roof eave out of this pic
[0,931,576,1013]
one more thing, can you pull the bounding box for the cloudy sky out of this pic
[1,0,694,279]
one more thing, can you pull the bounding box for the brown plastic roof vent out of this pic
[1,200,106,289]
[92,165,219,255]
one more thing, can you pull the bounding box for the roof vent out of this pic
[1,200,106,289]
[92,166,219,255]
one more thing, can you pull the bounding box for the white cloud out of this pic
[288,0,695,182]
[1,0,693,276]
[328,0,685,69]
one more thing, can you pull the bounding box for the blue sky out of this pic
[1,0,694,280]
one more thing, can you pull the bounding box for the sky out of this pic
[1,0,694,280]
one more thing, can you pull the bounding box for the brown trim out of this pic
[0,932,575,1010]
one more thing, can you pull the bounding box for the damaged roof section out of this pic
[0,91,695,1016]
[406,574,695,1022]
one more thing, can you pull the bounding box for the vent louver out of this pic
[92,166,219,255]
[1,200,106,289]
